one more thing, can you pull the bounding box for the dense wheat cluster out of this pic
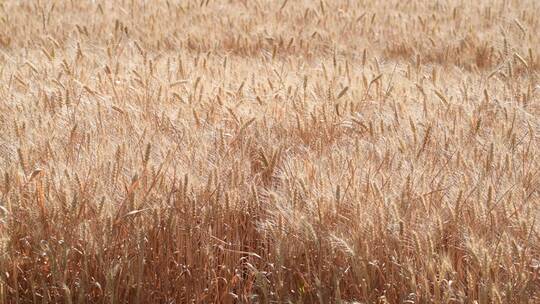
[0,0,539,303]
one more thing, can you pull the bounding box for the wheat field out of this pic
[0,0,539,303]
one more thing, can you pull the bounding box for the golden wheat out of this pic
[0,0,539,303]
